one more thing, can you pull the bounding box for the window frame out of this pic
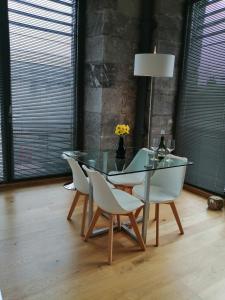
[0,0,85,183]
[175,0,225,196]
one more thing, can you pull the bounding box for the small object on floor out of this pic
[207,195,224,210]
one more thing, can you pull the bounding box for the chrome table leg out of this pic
[142,170,151,243]
[88,181,94,224]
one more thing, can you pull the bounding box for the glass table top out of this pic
[63,148,193,176]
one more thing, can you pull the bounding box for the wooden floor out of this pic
[0,182,225,300]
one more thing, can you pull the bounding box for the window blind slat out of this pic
[9,0,72,17]
[176,0,225,196]
[0,76,3,182]
[7,0,77,180]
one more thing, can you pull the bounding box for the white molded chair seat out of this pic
[111,189,144,213]
[64,158,114,235]
[82,165,145,264]
[133,154,187,203]
[63,154,115,190]
[63,156,112,237]
[63,157,90,236]
[87,177,115,189]
[108,171,145,187]
[132,184,178,203]
[132,154,187,246]
[107,181,115,189]
[108,148,154,191]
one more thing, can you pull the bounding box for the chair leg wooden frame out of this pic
[169,202,184,235]
[134,206,143,219]
[67,190,89,236]
[84,207,146,265]
[154,201,184,246]
[133,202,184,246]
[134,204,158,220]
[114,185,132,194]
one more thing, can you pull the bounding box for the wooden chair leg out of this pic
[128,212,146,251]
[125,187,132,194]
[108,215,114,265]
[115,185,125,191]
[67,191,80,220]
[115,185,132,194]
[84,207,102,241]
[80,195,88,236]
[155,203,159,246]
[134,206,143,219]
[124,187,129,193]
[170,202,184,234]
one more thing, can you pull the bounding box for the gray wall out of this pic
[151,0,186,138]
[83,0,186,149]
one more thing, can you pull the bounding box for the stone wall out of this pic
[83,0,186,149]
[83,0,141,149]
[151,0,186,138]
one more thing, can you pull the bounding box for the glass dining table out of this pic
[63,148,192,243]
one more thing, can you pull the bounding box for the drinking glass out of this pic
[166,139,175,161]
[150,137,159,161]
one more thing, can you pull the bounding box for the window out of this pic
[0,0,78,181]
[176,0,225,195]
[0,94,2,182]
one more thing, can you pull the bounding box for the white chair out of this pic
[132,155,187,246]
[108,148,153,194]
[64,156,90,236]
[82,165,146,265]
[63,155,115,236]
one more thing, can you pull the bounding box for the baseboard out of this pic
[184,184,212,199]
[0,176,72,191]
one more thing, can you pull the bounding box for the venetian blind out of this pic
[0,44,3,181]
[0,60,3,182]
[0,1,11,182]
[176,0,225,195]
[8,0,77,179]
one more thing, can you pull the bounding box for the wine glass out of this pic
[150,137,159,161]
[166,139,175,161]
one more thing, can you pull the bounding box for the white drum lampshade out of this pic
[133,52,175,148]
[134,53,175,77]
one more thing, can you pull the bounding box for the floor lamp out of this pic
[134,52,175,148]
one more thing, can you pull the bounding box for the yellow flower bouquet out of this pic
[115,124,130,136]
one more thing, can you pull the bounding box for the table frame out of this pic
[65,150,192,244]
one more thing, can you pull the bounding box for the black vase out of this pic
[116,136,126,159]
[115,158,125,171]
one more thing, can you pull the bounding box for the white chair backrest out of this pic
[64,156,89,194]
[83,165,125,214]
[151,155,187,198]
[125,148,154,172]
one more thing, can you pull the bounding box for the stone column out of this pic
[83,0,141,150]
[83,0,186,149]
[151,0,186,138]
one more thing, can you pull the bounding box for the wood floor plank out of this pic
[0,184,224,300]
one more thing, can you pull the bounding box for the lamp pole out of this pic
[147,76,154,148]
[134,52,175,148]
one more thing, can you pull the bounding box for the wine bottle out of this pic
[157,130,167,160]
